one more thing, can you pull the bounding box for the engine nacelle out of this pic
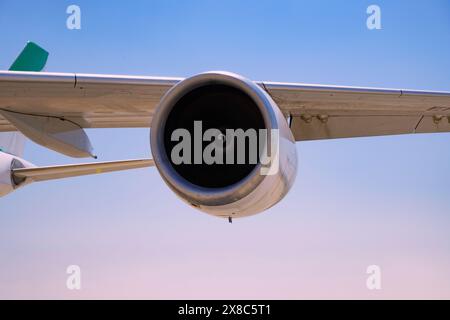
[0,152,32,197]
[150,72,297,218]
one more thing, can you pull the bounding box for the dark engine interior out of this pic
[163,85,265,188]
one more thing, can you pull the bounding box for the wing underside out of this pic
[1,70,450,141]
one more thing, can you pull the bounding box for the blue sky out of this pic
[0,0,449,299]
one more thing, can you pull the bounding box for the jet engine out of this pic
[0,152,33,197]
[150,72,297,218]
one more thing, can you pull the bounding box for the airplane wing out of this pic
[1,71,450,142]
[264,82,450,140]
[0,71,181,131]
[12,158,154,183]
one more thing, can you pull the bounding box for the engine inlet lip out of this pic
[151,71,278,207]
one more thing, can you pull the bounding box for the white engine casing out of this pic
[151,72,298,218]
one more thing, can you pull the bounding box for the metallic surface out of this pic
[0,71,181,131]
[0,152,33,197]
[0,151,154,196]
[263,82,450,140]
[150,71,298,218]
[1,70,450,141]
[1,70,450,216]
[12,158,154,183]
[0,109,95,158]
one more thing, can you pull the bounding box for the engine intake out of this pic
[151,72,297,218]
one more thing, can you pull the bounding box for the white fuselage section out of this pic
[0,152,33,197]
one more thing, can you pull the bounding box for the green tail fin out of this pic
[9,42,49,72]
[1,42,49,156]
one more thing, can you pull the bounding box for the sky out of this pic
[0,0,450,299]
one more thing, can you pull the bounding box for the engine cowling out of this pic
[150,71,297,218]
[0,152,32,197]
